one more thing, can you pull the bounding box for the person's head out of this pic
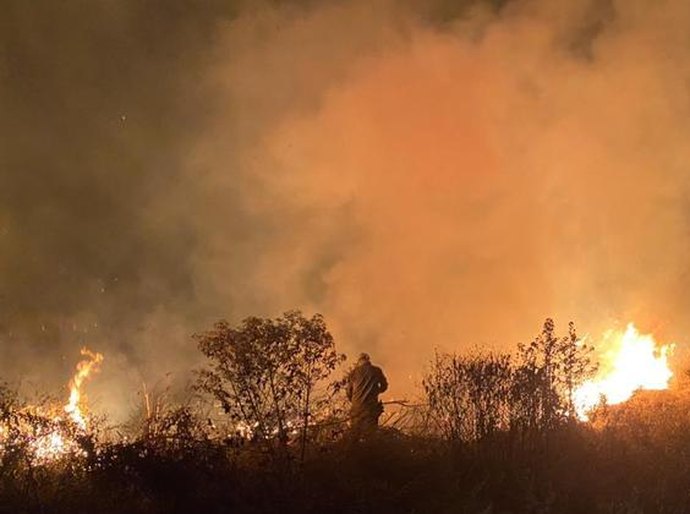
[357,352,371,365]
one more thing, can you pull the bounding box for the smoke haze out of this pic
[2,0,690,416]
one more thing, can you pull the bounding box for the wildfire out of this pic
[31,430,78,463]
[574,323,674,420]
[64,348,104,430]
[0,347,104,464]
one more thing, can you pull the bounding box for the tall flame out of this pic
[574,323,674,420]
[0,348,105,464]
[63,348,104,429]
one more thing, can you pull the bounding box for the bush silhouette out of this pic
[195,310,345,458]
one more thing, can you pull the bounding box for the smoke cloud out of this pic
[2,0,690,415]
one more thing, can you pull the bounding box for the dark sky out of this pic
[0,1,249,413]
[0,1,229,321]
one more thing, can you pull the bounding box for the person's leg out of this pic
[361,410,379,437]
[349,409,365,440]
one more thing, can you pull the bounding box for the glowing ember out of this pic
[574,323,674,420]
[32,431,71,463]
[64,348,104,430]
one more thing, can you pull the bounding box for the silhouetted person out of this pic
[346,353,388,438]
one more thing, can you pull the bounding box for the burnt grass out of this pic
[5,398,690,514]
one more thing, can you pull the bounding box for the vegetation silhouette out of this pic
[2,314,690,513]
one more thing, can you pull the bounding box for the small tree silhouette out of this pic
[510,319,596,433]
[195,310,344,458]
[424,319,596,445]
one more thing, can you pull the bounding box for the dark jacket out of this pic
[346,362,388,411]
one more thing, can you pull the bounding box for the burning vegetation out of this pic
[574,324,674,420]
[1,312,688,513]
[0,348,102,466]
[64,349,104,431]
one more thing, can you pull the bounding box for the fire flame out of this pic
[574,323,674,420]
[0,347,105,464]
[31,347,104,462]
[64,348,104,430]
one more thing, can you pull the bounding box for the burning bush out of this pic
[0,348,103,470]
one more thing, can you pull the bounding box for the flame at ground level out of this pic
[574,323,674,420]
[0,347,103,464]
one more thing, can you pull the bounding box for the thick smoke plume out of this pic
[2,0,690,416]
